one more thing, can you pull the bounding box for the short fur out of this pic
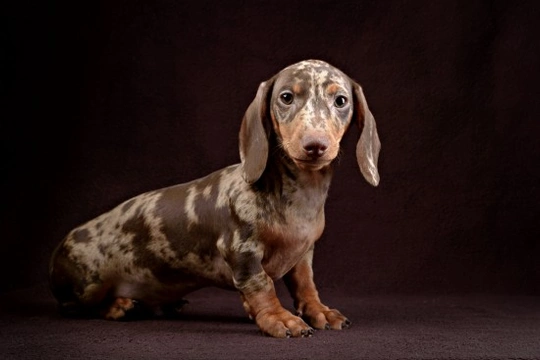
[49,60,380,338]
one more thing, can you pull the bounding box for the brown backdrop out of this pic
[3,0,539,294]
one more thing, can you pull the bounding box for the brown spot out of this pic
[98,243,107,255]
[292,83,303,95]
[72,229,91,243]
[326,83,339,95]
[119,243,130,254]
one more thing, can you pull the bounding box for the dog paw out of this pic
[104,298,153,320]
[256,309,314,338]
[104,297,137,320]
[300,306,351,330]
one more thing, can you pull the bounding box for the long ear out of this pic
[353,82,381,186]
[239,80,273,184]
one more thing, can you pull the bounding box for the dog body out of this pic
[49,60,380,338]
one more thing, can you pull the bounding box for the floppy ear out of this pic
[353,82,381,186]
[239,80,273,184]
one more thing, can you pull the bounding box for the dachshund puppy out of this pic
[49,59,380,338]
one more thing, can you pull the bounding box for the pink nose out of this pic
[302,136,329,158]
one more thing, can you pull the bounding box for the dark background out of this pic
[4,0,539,295]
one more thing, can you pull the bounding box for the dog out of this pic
[49,59,380,338]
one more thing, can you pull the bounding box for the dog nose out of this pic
[302,136,329,158]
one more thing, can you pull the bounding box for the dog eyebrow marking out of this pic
[292,83,303,95]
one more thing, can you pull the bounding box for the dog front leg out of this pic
[284,247,351,330]
[228,251,313,338]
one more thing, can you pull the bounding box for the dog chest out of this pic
[258,209,325,280]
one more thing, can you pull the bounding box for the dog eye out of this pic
[279,92,294,105]
[334,95,348,108]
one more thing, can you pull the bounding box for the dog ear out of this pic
[353,82,381,186]
[239,80,273,184]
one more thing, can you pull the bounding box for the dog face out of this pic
[240,59,380,185]
[270,60,354,171]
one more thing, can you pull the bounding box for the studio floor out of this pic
[1,284,539,359]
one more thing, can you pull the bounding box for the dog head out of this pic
[239,59,380,186]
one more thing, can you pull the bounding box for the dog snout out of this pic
[302,135,329,158]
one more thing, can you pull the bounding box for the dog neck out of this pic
[254,140,333,201]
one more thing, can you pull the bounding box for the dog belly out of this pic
[50,224,235,308]
[51,241,235,307]
[105,255,236,306]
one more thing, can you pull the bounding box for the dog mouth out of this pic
[291,157,333,170]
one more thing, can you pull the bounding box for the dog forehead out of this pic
[276,60,349,89]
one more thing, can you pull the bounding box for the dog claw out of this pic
[301,328,314,337]
[325,323,331,330]
[342,319,351,329]
[285,330,292,338]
